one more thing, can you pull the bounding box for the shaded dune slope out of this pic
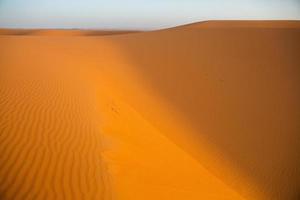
[0,21,299,200]
[107,21,300,199]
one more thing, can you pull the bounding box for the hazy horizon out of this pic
[0,0,300,30]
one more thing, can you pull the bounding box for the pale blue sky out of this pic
[0,0,299,30]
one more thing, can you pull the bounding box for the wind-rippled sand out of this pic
[0,21,299,200]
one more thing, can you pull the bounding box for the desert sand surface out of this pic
[0,21,299,200]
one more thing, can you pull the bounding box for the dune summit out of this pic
[0,21,300,200]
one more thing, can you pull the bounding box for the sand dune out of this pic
[0,29,139,36]
[0,21,299,200]
[178,20,300,29]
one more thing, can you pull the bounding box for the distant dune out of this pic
[0,29,140,36]
[0,21,299,200]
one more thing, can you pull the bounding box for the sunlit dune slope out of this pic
[0,21,299,200]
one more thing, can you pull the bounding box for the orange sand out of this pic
[0,21,299,200]
[0,29,139,36]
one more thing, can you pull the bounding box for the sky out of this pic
[0,0,300,30]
